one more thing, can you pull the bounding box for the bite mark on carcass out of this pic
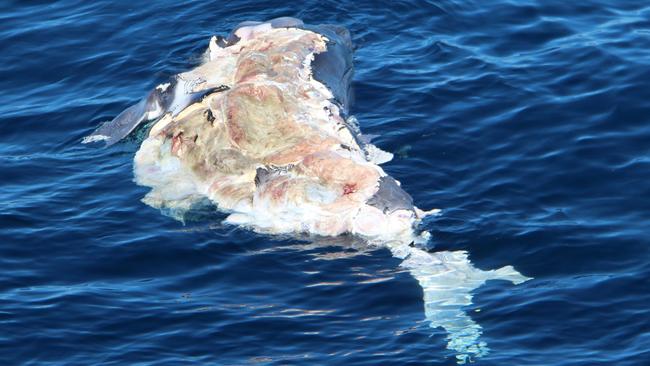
[343,183,357,195]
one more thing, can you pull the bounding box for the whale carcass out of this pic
[85,18,530,363]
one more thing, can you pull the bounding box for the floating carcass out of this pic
[85,18,530,363]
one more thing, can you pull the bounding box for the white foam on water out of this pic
[81,134,109,144]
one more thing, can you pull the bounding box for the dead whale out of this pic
[85,18,530,363]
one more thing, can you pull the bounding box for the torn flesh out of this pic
[134,27,415,241]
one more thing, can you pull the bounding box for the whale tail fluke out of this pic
[387,244,530,364]
[490,265,532,285]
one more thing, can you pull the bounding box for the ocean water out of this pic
[2,1,650,365]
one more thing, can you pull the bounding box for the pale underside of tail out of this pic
[391,244,531,364]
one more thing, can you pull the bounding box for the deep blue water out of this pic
[2,1,650,365]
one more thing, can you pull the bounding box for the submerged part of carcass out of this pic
[85,18,530,363]
[394,247,530,363]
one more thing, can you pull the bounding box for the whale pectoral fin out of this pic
[83,98,151,146]
[84,80,229,147]
[83,84,167,147]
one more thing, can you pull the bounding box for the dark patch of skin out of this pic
[204,109,215,126]
[226,33,241,46]
[305,24,354,114]
[214,36,229,48]
[367,176,415,214]
[254,167,269,187]
[254,164,296,187]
